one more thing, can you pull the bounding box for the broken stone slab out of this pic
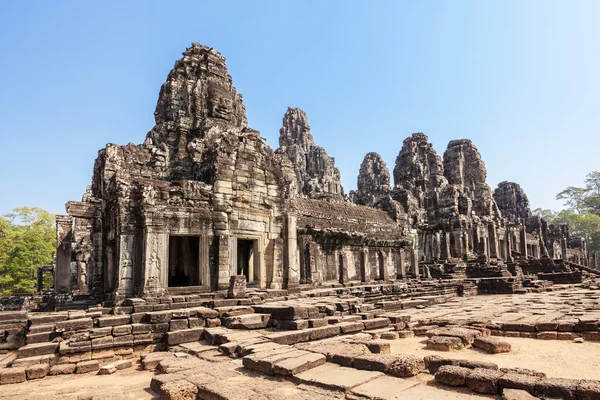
[17,342,59,359]
[362,317,391,330]
[534,377,579,400]
[141,352,175,370]
[98,364,117,375]
[473,337,511,353]
[465,368,505,394]
[0,367,26,384]
[159,379,199,400]
[214,306,254,317]
[25,363,49,380]
[292,362,384,392]
[577,379,600,400]
[435,365,472,387]
[308,325,340,340]
[243,349,307,374]
[387,354,426,377]
[426,327,483,345]
[54,318,93,332]
[76,360,99,374]
[267,330,310,345]
[113,359,132,370]
[48,363,76,375]
[166,328,204,345]
[221,313,270,329]
[353,354,397,373]
[349,374,420,399]
[498,373,541,393]
[501,388,539,400]
[97,315,131,327]
[426,335,462,351]
[11,354,56,368]
[273,352,326,375]
[337,321,364,334]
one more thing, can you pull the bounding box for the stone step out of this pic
[292,362,384,391]
[17,342,59,359]
[221,313,270,329]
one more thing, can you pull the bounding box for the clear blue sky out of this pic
[1,1,598,216]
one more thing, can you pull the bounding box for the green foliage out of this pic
[0,207,56,295]
[536,171,600,256]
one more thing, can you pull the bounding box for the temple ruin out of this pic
[2,43,599,399]
[52,43,592,306]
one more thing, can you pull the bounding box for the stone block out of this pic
[536,331,557,340]
[435,365,471,386]
[501,388,538,400]
[188,307,219,319]
[362,317,391,330]
[308,325,340,340]
[205,318,221,328]
[473,337,511,353]
[97,315,131,327]
[18,342,58,358]
[91,336,113,350]
[387,354,426,377]
[90,326,113,339]
[11,354,56,368]
[188,318,204,328]
[76,360,99,374]
[165,328,204,345]
[424,355,454,374]
[0,367,26,384]
[363,340,390,354]
[426,336,462,351]
[112,324,133,336]
[337,322,364,334]
[113,334,133,347]
[534,378,578,400]
[277,320,309,330]
[535,321,558,331]
[465,368,505,394]
[159,379,198,400]
[25,363,49,380]
[48,363,76,375]
[55,318,93,332]
[353,354,396,373]
[169,319,188,331]
[146,311,173,324]
[92,349,115,360]
[577,379,600,400]
[498,373,540,393]
[131,323,151,334]
[267,330,310,345]
[25,331,59,344]
[134,333,153,345]
[28,313,67,325]
[98,364,117,375]
[273,352,326,375]
[581,331,600,341]
[114,359,133,370]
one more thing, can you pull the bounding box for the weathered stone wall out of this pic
[277,108,344,200]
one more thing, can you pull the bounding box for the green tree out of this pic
[0,207,56,295]
[552,210,600,253]
[556,186,590,214]
[532,208,558,222]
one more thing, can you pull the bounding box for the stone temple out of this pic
[2,43,600,399]
[52,42,591,305]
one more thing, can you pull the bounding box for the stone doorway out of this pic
[378,251,385,280]
[168,235,200,287]
[237,239,258,283]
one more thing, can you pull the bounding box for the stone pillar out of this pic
[462,229,470,259]
[591,252,598,270]
[410,248,418,277]
[560,238,568,261]
[506,231,513,262]
[362,249,370,282]
[284,214,300,292]
[217,233,231,290]
[488,223,499,258]
[398,249,406,279]
[433,232,441,260]
[519,225,528,258]
[55,215,73,294]
[440,231,450,260]
[114,234,135,298]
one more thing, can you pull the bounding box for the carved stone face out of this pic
[207,84,234,120]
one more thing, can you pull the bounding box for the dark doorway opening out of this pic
[301,243,311,284]
[378,251,385,280]
[168,236,200,287]
[360,252,366,282]
[237,239,254,281]
[338,253,345,284]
